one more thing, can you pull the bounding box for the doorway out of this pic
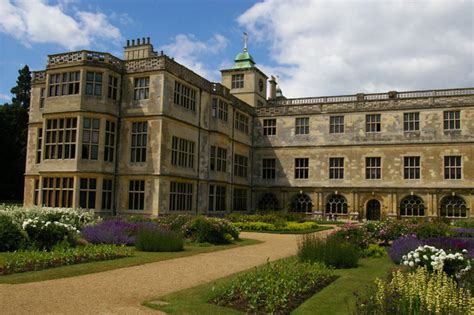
[366,199,381,221]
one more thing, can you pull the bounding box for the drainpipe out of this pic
[112,74,124,216]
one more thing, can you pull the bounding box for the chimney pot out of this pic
[126,40,130,46]
[132,39,135,46]
[147,37,150,44]
[160,50,164,56]
[142,37,146,44]
[137,38,141,45]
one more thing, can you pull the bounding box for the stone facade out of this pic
[24,38,474,220]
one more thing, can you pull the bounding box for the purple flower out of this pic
[451,227,474,238]
[388,235,422,264]
[81,219,157,245]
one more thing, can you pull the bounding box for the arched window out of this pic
[291,193,312,213]
[400,195,425,217]
[440,196,468,218]
[326,195,348,215]
[258,193,280,211]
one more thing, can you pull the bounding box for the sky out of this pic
[0,0,473,102]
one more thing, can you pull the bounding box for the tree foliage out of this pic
[0,65,31,201]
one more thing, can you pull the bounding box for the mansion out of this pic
[24,37,474,220]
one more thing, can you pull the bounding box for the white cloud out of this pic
[161,34,229,80]
[238,0,474,98]
[0,93,12,102]
[0,0,122,50]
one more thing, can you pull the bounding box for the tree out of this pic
[0,66,31,202]
[10,65,31,109]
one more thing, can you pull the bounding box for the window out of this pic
[234,112,249,134]
[326,195,348,215]
[209,185,226,211]
[171,136,195,168]
[40,88,45,109]
[102,179,113,211]
[174,81,196,111]
[444,156,462,180]
[257,100,264,107]
[231,74,244,89]
[329,157,344,179]
[444,110,460,131]
[36,128,43,164]
[104,121,116,162]
[233,188,247,211]
[400,195,425,217]
[41,177,73,208]
[366,157,381,179]
[234,154,248,178]
[107,75,118,100]
[133,77,149,100]
[82,118,100,160]
[295,158,309,179]
[263,119,276,136]
[85,72,102,96]
[131,122,147,163]
[44,118,77,160]
[295,117,309,135]
[366,114,381,133]
[329,115,344,133]
[440,196,468,218]
[210,146,227,172]
[34,179,40,206]
[169,182,193,211]
[48,72,80,96]
[291,193,312,212]
[258,193,279,211]
[262,158,276,180]
[404,156,420,179]
[128,180,145,210]
[218,99,228,121]
[404,112,420,131]
[79,178,96,209]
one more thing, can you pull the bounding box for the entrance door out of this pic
[366,199,381,221]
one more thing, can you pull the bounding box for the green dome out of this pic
[233,50,255,69]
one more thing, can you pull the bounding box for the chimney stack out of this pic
[269,75,277,100]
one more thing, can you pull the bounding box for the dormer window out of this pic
[231,74,244,89]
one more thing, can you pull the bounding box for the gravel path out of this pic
[0,229,335,315]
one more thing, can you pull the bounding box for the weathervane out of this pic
[243,32,248,52]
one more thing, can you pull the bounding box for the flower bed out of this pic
[0,206,98,251]
[211,258,336,314]
[0,245,132,275]
[82,219,157,245]
[355,267,474,314]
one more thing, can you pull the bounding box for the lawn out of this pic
[144,255,394,314]
[0,238,260,284]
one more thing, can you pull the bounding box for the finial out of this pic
[243,32,248,52]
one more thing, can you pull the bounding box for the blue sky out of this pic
[0,0,473,102]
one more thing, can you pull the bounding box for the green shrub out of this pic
[453,219,474,229]
[332,223,371,249]
[212,258,335,314]
[156,214,195,231]
[135,228,184,252]
[298,234,359,268]
[362,244,386,258]
[0,245,132,275]
[182,216,239,244]
[281,221,318,231]
[22,219,77,250]
[233,221,276,231]
[355,267,474,314]
[414,219,450,239]
[0,215,25,252]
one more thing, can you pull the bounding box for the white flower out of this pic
[423,255,428,260]
[409,261,414,267]
[403,261,409,266]
[415,258,420,263]
[462,249,468,253]
[413,252,419,259]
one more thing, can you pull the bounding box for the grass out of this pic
[144,255,394,314]
[241,226,333,234]
[0,238,260,284]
